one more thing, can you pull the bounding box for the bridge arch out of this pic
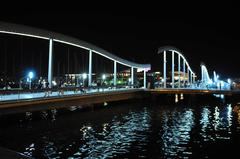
[201,63,211,85]
[158,46,195,88]
[0,21,151,88]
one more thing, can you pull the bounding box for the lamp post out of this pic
[82,73,87,87]
[28,71,34,90]
[128,78,131,87]
[101,74,106,91]
[102,74,106,85]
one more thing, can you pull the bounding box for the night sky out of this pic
[0,2,239,78]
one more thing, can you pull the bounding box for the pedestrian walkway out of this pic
[0,88,136,102]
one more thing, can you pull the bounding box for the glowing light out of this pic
[220,81,224,86]
[213,71,217,82]
[128,78,131,82]
[169,50,194,73]
[52,80,57,86]
[102,74,106,80]
[207,79,213,85]
[180,93,184,100]
[28,71,34,79]
[227,78,231,84]
[82,73,87,79]
[220,94,224,99]
[201,64,211,84]
[213,106,220,130]
[175,94,178,103]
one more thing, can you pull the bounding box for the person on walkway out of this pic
[97,80,101,92]
[58,81,64,96]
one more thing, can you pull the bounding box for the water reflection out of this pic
[233,104,240,124]
[200,104,233,141]
[25,112,32,121]
[36,107,151,158]
[213,106,220,130]
[226,104,233,128]
[160,109,194,157]
[23,143,35,157]
[41,111,48,120]
[233,104,240,133]
[1,101,240,159]
[200,107,212,141]
[175,94,178,103]
[70,108,151,158]
[43,137,60,159]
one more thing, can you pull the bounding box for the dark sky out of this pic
[0,2,239,78]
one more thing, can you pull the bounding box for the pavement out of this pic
[0,87,135,102]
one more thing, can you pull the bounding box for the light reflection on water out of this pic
[1,102,240,158]
[21,107,152,159]
[199,104,233,142]
[159,109,194,157]
[70,108,151,158]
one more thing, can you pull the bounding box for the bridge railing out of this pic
[0,85,140,102]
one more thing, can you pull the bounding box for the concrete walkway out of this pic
[0,87,135,102]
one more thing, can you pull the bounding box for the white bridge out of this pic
[0,21,151,89]
[158,46,231,90]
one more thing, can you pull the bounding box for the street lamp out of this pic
[28,71,34,90]
[128,78,131,85]
[102,74,106,85]
[82,73,87,87]
[102,74,106,80]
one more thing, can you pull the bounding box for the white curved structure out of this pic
[201,64,211,84]
[158,46,195,88]
[200,64,230,90]
[0,21,151,88]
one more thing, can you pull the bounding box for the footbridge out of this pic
[0,21,150,89]
[0,21,151,104]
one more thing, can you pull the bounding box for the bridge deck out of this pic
[149,88,240,95]
[0,87,135,102]
[0,89,146,114]
[1,88,240,114]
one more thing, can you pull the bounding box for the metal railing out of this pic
[0,84,140,102]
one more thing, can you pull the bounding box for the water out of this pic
[1,99,240,158]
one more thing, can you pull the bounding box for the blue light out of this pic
[227,78,231,84]
[207,79,213,85]
[28,71,34,79]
